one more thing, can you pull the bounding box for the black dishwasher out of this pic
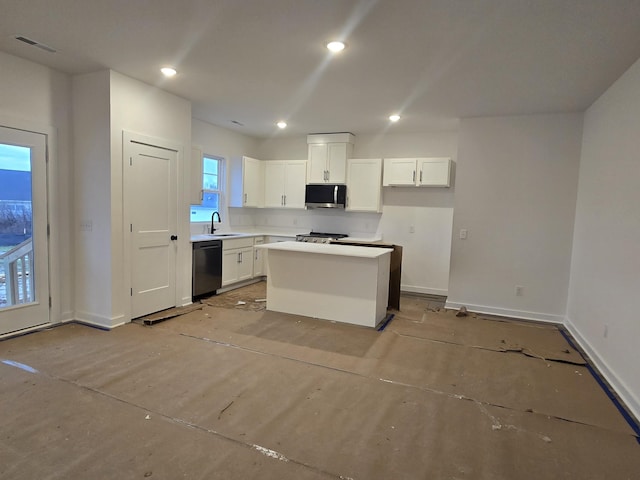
[192,240,223,299]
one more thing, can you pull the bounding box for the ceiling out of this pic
[2,0,640,138]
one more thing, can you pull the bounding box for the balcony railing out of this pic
[0,238,34,308]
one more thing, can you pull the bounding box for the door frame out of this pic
[0,116,60,336]
[122,131,183,323]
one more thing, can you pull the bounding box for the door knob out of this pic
[170,235,178,241]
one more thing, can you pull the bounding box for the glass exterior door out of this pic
[0,126,49,335]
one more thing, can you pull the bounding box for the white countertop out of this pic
[190,232,261,242]
[190,232,381,243]
[256,240,390,258]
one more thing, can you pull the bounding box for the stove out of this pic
[295,232,349,244]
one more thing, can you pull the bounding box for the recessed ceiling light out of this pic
[326,41,346,53]
[389,114,401,122]
[276,121,287,129]
[161,67,177,77]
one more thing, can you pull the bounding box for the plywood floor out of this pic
[1,282,638,479]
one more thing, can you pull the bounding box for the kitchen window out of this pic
[190,155,225,222]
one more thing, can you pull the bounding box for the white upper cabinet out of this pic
[264,160,307,208]
[418,158,452,187]
[229,156,264,207]
[307,133,354,184]
[382,158,417,186]
[346,158,383,212]
[190,145,204,205]
[383,157,452,187]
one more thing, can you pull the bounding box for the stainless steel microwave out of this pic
[304,184,347,209]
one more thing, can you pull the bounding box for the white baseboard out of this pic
[59,310,75,323]
[401,285,448,296]
[74,310,126,330]
[180,296,192,307]
[564,316,640,424]
[444,300,564,324]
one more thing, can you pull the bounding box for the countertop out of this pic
[256,240,391,258]
[190,232,267,243]
[190,231,381,243]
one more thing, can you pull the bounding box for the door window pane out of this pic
[0,143,34,308]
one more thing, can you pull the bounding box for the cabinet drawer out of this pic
[222,237,254,250]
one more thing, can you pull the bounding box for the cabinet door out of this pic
[327,143,347,183]
[243,157,264,207]
[308,144,327,183]
[418,158,451,187]
[238,247,254,281]
[383,158,417,186]
[264,161,286,207]
[222,250,239,286]
[346,158,382,212]
[253,237,265,277]
[283,161,307,208]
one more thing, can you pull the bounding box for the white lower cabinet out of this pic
[253,237,265,276]
[221,237,254,286]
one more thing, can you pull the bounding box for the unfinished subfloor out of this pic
[1,281,638,479]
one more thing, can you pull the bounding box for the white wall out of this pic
[72,70,113,325]
[447,114,583,322]
[110,71,192,315]
[73,70,191,327]
[251,130,458,295]
[0,51,74,323]
[566,58,640,418]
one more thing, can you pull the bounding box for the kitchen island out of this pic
[256,241,391,328]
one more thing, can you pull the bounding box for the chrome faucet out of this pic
[210,211,221,234]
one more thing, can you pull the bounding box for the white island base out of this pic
[257,242,391,328]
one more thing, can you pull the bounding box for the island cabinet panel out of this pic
[258,242,391,327]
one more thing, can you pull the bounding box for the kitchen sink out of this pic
[208,233,243,237]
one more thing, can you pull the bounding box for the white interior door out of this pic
[127,140,177,319]
[0,126,49,335]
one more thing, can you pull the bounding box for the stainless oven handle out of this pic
[334,185,338,204]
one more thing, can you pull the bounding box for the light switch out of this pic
[459,229,467,239]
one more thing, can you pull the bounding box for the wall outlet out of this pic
[459,229,467,239]
[409,225,415,233]
[604,325,609,338]
[293,218,298,226]
[515,285,524,296]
